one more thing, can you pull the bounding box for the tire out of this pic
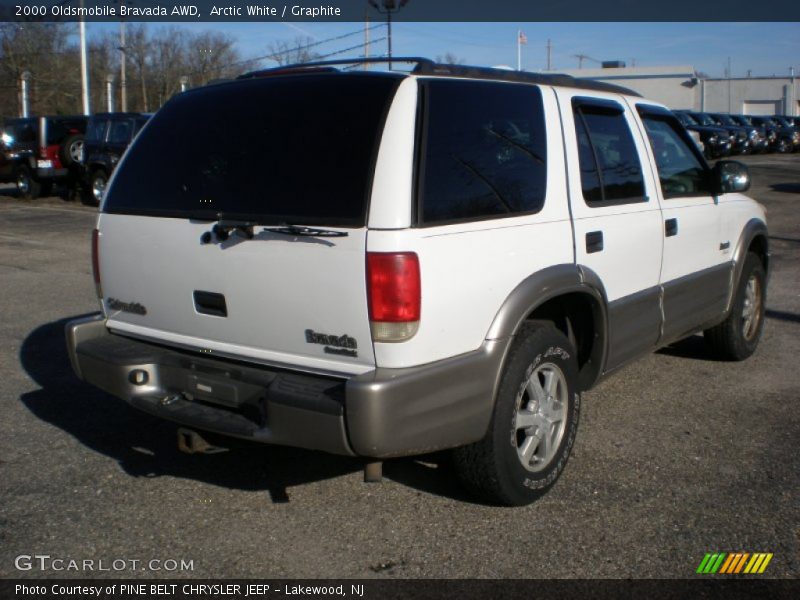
[60,134,85,167]
[453,322,581,506]
[40,182,53,198]
[704,253,766,361]
[16,166,41,199]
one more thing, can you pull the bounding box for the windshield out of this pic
[105,73,401,226]
[714,114,736,126]
[693,113,716,126]
[677,113,697,126]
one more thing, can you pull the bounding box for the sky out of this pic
[88,21,800,79]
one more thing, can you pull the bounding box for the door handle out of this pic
[665,218,678,237]
[585,231,604,254]
[193,290,227,317]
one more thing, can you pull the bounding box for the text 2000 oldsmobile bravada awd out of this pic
[67,59,768,505]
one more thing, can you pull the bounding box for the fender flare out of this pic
[485,263,609,391]
[726,218,768,313]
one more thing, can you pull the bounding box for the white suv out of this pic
[66,58,768,505]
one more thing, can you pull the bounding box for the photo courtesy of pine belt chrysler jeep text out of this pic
[66,58,769,506]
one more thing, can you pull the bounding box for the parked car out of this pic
[743,115,794,153]
[80,112,151,205]
[688,111,749,154]
[0,115,87,198]
[774,115,797,128]
[729,114,774,151]
[768,115,800,152]
[0,117,37,185]
[707,112,767,153]
[673,111,731,158]
[66,58,768,506]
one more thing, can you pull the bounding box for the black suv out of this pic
[743,116,796,153]
[706,112,766,154]
[688,111,749,155]
[674,111,731,158]
[80,112,151,205]
[0,116,87,198]
[769,116,800,152]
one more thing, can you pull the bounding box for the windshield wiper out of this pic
[262,224,349,238]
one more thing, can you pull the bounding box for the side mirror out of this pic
[713,160,750,194]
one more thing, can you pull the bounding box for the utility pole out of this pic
[546,39,552,71]
[368,0,409,71]
[20,71,31,118]
[79,0,90,115]
[120,12,127,112]
[105,74,115,112]
[364,11,369,70]
[727,56,732,114]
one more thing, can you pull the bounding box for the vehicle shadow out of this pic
[656,334,726,362]
[769,183,800,194]
[18,316,472,504]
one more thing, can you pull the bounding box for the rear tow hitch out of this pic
[177,428,229,455]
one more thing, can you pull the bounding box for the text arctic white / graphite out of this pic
[210,5,343,16]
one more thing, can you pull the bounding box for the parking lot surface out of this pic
[0,154,798,579]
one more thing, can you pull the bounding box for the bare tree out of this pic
[436,52,465,65]
[267,37,321,66]
[0,23,252,117]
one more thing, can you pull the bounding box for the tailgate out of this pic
[98,214,374,375]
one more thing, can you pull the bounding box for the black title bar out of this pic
[0,0,799,22]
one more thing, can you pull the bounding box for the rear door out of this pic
[99,74,403,376]
[555,89,665,371]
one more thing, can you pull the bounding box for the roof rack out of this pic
[236,57,642,97]
[237,57,434,79]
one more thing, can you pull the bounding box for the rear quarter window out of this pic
[417,79,547,225]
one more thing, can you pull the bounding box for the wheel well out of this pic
[524,292,604,390]
[748,234,769,273]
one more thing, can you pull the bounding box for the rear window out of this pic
[46,118,86,145]
[105,74,400,226]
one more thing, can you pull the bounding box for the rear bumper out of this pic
[66,314,503,459]
[35,167,70,180]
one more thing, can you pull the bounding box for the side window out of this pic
[573,100,645,206]
[637,107,711,199]
[419,79,547,225]
[109,120,133,145]
[86,119,108,143]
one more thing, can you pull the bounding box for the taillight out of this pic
[366,252,420,342]
[91,228,102,298]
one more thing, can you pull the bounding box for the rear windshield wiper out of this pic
[200,219,348,244]
[262,224,349,238]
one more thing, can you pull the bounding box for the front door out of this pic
[632,103,728,343]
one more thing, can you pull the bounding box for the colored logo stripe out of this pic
[698,552,773,574]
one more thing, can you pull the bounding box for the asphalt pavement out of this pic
[0,154,798,579]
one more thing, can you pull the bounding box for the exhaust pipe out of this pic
[177,428,228,455]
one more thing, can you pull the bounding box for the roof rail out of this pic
[236,57,642,97]
[237,57,434,79]
[412,62,642,97]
